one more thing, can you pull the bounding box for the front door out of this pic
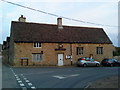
[58,54,64,66]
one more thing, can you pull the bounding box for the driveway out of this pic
[2,65,119,89]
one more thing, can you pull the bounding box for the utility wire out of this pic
[1,0,118,27]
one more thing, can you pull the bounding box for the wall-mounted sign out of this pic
[66,55,72,59]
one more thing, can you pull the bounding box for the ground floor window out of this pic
[32,53,43,62]
[96,47,103,54]
[76,47,84,55]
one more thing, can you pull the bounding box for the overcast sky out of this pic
[0,0,119,46]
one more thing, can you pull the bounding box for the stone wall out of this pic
[12,43,114,66]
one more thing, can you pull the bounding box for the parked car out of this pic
[101,58,120,66]
[77,57,100,67]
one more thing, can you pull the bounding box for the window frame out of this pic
[33,42,42,48]
[32,53,43,62]
[76,47,84,55]
[96,47,103,54]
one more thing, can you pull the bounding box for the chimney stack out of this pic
[57,18,63,29]
[18,15,26,22]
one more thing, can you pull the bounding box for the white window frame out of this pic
[33,42,42,48]
[32,53,43,62]
[76,47,84,55]
[96,47,103,54]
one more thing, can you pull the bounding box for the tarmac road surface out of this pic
[2,58,120,89]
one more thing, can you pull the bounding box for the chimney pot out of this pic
[57,18,63,29]
[18,15,26,22]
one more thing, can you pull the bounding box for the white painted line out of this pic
[53,74,80,79]
[24,78,27,80]
[16,77,19,79]
[25,80,29,82]
[28,83,32,86]
[15,75,17,77]
[18,81,22,83]
[53,76,65,79]
[31,86,36,89]
[70,74,79,77]
[20,83,25,87]
[17,78,20,81]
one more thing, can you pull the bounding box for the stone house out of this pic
[2,15,115,66]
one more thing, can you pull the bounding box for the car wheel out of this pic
[83,64,87,67]
[96,63,100,67]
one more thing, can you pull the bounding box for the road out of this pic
[2,57,120,89]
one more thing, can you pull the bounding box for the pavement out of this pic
[87,75,119,88]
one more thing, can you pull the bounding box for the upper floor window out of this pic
[96,47,103,54]
[33,43,42,48]
[76,47,84,55]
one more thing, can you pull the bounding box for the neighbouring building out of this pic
[2,15,115,66]
[2,37,10,64]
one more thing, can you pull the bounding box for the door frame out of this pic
[57,53,64,66]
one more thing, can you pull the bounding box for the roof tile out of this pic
[11,21,112,44]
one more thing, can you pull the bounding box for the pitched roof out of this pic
[11,21,112,44]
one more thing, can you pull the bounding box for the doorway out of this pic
[58,54,64,66]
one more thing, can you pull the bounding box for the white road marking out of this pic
[15,75,17,77]
[24,78,27,80]
[31,86,36,89]
[28,83,32,86]
[71,74,79,76]
[17,78,20,81]
[20,83,25,87]
[9,68,28,89]
[18,81,22,83]
[53,76,65,79]
[25,80,29,82]
[20,74,36,89]
[16,77,19,79]
[53,74,79,79]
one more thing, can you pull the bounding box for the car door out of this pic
[85,59,92,66]
[90,59,96,66]
[87,59,96,66]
